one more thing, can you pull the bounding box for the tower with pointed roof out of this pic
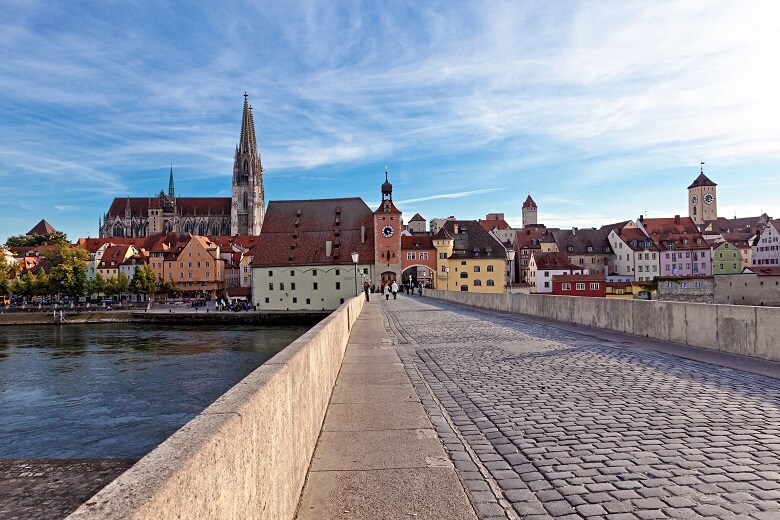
[373,166,403,286]
[231,93,265,236]
[168,165,175,198]
[522,194,537,228]
[688,163,717,226]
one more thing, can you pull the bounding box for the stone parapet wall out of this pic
[424,289,780,362]
[68,296,365,520]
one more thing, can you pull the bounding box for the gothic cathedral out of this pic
[99,94,265,238]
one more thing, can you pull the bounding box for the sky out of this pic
[2,1,780,243]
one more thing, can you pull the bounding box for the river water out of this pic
[0,323,308,459]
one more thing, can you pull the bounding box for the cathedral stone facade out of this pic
[99,94,265,238]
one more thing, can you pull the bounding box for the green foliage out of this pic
[48,243,89,297]
[0,255,8,296]
[130,265,156,296]
[88,273,106,297]
[5,232,68,248]
[12,271,35,299]
[157,279,178,297]
[33,269,51,297]
[105,273,130,297]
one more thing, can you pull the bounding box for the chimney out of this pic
[674,215,680,224]
[639,215,644,222]
[325,240,332,257]
[572,227,577,236]
[360,225,365,244]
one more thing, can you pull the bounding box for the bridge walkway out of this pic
[300,293,780,520]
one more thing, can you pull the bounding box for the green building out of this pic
[712,242,742,275]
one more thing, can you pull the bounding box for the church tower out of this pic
[687,163,717,226]
[231,93,265,235]
[522,194,537,228]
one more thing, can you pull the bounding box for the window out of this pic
[306,298,311,304]
[439,253,447,259]
[407,253,416,260]
[313,282,318,290]
[576,283,585,290]
[268,270,273,276]
[265,297,269,303]
[544,271,550,277]
[269,283,273,290]
[473,266,481,272]
[197,262,201,268]
[544,281,550,288]
[291,283,296,290]
[487,265,494,272]
[292,297,297,303]
[290,271,295,276]
[487,280,495,286]
[420,252,428,260]
[206,261,210,267]
[312,270,317,276]
[473,280,482,286]
[441,266,447,272]
[460,272,468,279]
[590,283,599,290]
[335,282,341,290]
[279,283,285,290]
[562,283,571,291]
[680,282,687,288]
[205,272,209,277]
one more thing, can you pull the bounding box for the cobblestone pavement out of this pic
[0,459,136,519]
[381,296,780,520]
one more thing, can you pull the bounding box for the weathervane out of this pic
[700,161,705,174]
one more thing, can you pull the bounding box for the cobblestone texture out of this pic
[382,296,780,520]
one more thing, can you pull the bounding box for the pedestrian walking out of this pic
[391,281,399,300]
[384,284,390,300]
[363,281,370,302]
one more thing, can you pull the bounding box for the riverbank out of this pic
[0,309,330,326]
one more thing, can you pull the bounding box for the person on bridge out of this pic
[383,284,390,300]
[391,281,399,299]
[363,282,370,302]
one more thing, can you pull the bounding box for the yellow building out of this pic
[433,220,507,293]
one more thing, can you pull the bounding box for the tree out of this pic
[88,273,106,299]
[5,231,68,248]
[157,278,178,298]
[130,265,156,298]
[12,272,35,301]
[0,255,9,297]
[47,243,89,298]
[33,269,51,298]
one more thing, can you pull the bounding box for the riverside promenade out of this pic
[298,294,780,520]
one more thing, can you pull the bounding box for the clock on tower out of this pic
[373,167,402,286]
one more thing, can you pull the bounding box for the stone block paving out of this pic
[381,296,780,520]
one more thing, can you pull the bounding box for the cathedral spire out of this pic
[231,93,265,235]
[168,164,175,198]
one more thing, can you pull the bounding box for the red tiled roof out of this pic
[515,226,557,249]
[106,197,231,217]
[408,213,425,222]
[251,198,376,267]
[226,287,251,297]
[27,219,57,235]
[532,251,582,270]
[522,195,537,209]
[479,218,511,231]
[402,235,434,249]
[552,274,606,282]
[441,220,506,259]
[639,216,707,251]
[745,266,780,276]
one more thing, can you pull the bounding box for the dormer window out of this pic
[568,246,574,252]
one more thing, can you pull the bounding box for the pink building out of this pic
[638,215,711,277]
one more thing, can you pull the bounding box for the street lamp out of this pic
[444,266,450,291]
[506,249,516,294]
[351,252,359,297]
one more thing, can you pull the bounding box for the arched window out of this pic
[113,224,124,237]
[473,280,482,286]
[473,266,481,272]
[243,192,248,211]
[460,272,468,279]
[198,222,207,236]
[487,280,495,286]
[184,221,193,233]
[487,265,494,272]
[460,285,469,291]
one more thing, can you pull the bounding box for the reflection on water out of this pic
[0,323,307,458]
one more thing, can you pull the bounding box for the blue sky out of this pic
[2,1,779,242]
